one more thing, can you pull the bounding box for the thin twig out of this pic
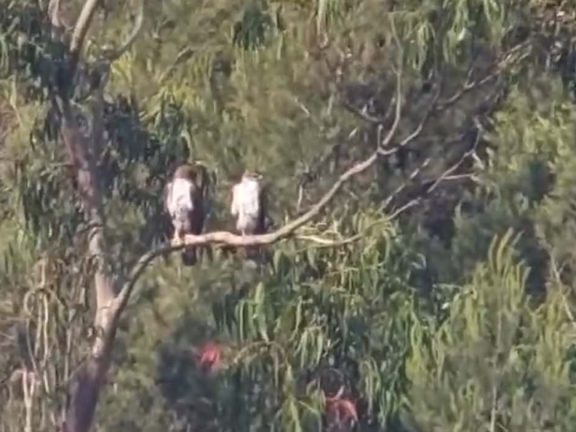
[386,135,480,219]
[381,157,432,209]
[159,47,195,84]
[437,41,531,110]
[102,0,144,62]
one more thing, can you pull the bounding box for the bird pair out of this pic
[164,163,267,266]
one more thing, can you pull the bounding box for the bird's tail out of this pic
[181,247,197,266]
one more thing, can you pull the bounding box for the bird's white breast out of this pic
[232,179,261,232]
[167,178,194,216]
[235,179,261,216]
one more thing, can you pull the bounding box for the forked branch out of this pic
[116,135,384,313]
[116,71,408,312]
[117,38,532,312]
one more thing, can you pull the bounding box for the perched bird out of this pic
[163,163,209,266]
[230,170,269,261]
[230,170,267,237]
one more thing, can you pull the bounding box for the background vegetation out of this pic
[1,0,576,431]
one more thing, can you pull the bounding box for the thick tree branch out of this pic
[115,149,382,313]
[116,75,409,312]
[69,0,102,77]
[116,38,517,312]
[118,123,475,310]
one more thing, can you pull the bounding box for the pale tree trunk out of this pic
[52,1,132,429]
[59,96,119,432]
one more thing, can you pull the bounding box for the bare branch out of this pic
[377,83,442,160]
[386,132,481,219]
[344,40,530,134]
[119,116,473,310]
[102,0,144,62]
[341,98,386,123]
[48,0,70,30]
[117,62,411,312]
[295,127,359,212]
[293,217,390,249]
[381,157,432,209]
[380,20,403,149]
[341,19,404,131]
[159,47,195,84]
[115,149,381,313]
[294,234,360,246]
[69,0,102,76]
[437,41,531,109]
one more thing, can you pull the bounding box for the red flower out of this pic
[326,394,358,426]
[197,342,221,373]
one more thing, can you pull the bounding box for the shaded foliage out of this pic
[1,0,576,431]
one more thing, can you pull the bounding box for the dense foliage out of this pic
[1,0,576,431]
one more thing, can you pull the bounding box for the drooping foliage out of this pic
[1,0,576,431]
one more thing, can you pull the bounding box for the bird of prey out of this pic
[163,163,209,266]
[230,170,268,238]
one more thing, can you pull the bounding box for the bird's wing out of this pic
[258,183,268,231]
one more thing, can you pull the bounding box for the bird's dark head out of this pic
[173,164,197,180]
